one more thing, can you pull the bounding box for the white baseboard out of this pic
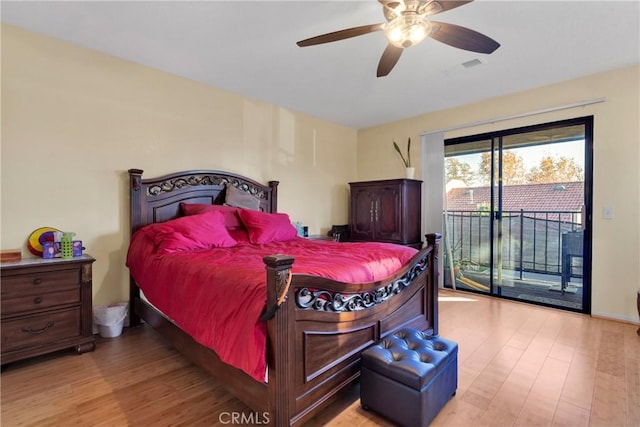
[591,310,639,326]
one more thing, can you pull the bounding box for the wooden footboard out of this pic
[264,234,440,426]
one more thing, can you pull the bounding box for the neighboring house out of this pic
[446,181,584,223]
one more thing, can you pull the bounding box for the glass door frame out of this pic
[445,116,593,314]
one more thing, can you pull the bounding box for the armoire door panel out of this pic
[351,188,375,240]
[376,186,402,241]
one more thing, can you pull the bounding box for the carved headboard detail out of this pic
[128,169,279,235]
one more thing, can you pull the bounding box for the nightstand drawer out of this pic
[1,269,79,298]
[1,308,81,352]
[1,289,81,316]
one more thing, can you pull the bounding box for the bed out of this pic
[127,168,441,426]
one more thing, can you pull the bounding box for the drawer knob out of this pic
[21,321,55,334]
[33,278,43,285]
[34,297,43,304]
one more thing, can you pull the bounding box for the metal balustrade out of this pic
[444,209,583,278]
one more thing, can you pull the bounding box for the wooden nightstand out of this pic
[1,255,96,365]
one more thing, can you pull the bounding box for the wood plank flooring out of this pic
[2,289,638,426]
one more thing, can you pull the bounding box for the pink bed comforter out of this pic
[126,230,417,382]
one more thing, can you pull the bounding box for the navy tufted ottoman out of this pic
[360,328,458,427]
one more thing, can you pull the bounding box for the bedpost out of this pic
[263,254,295,427]
[128,169,144,327]
[128,169,144,234]
[426,233,442,336]
[268,181,279,213]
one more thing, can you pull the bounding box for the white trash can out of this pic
[93,302,128,338]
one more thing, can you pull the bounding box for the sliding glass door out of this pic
[443,117,592,313]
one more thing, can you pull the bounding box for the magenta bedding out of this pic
[127,226,418,382]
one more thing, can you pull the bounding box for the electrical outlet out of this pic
[602,206,614,220]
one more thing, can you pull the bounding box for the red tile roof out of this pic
[446,181,584,213]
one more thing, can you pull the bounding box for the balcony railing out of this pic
[444,209,583,278]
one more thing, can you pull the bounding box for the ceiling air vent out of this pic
[442,58,487,77]
[462,58,485,69]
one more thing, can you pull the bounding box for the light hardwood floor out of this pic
[2,289,639,426]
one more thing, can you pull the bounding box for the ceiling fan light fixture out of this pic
[384,15,431,48]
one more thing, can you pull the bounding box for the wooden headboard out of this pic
[128,169,280,235]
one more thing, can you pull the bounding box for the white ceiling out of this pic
[2,1,639,129]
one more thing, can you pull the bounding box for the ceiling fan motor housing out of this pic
[381,0,440,22]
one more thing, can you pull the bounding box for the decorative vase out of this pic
[405,167,415,179]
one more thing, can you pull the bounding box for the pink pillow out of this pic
[180,203,244,230]
[237,210,298,244]
[153,211,237,253]
[228,228,250,244]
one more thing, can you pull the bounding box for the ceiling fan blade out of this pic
[429,21,500,54]
[297,24,384,47]
[424,0,474,16]
[377,44,404,77]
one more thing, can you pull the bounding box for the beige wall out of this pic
[3,24,638,325]
[1,24,357,306]
[358,64,640,324]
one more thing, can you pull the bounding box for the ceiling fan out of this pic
[297,0,500,77]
